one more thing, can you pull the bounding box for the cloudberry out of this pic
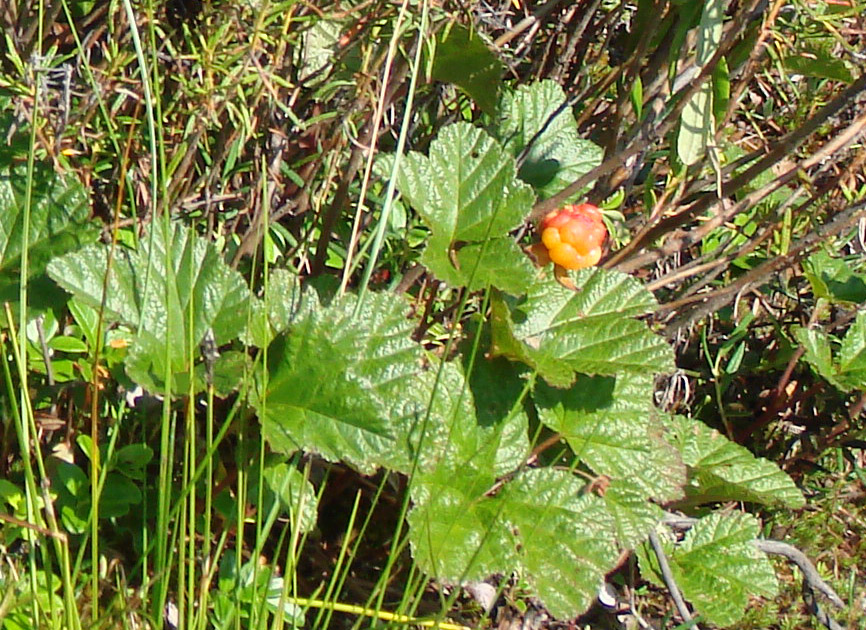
[537,203,606,270]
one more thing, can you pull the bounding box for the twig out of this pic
[659,199,866,336]
[647,530,700,629]
[802,584,846,630]
[757,540,846,630]
[608,72,866,273]
[393,263,425,294]
[0,511,68,541]
[754,540,845,609]
[493,0,566,49]
[530,0,766,223]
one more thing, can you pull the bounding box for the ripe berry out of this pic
[537,203,606,270]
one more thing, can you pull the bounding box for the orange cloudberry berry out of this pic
[537,203,606,270]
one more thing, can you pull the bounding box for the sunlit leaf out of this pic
[409,467,618,619]
[259,290,503,475]
[665,415,804,509]
[603,482,664,548]
[796,312,866,392]
[0,157,98,306]
[640,512,777,626]
[535,373,685,502]
[394,123,536,294]
[262,460,319,532]
[678,81,714,166]
[47,222,252,394]
[495,80,603,201]
[491,269,674,386]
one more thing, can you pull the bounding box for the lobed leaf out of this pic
[409,467,619,619]
[259,290,414,472]
[408,460,515,582]
[653,512,778,626]
[665,415,805,509]
[495,80,603,201]
[47,222,252,394]
[499,469,619,619]
[491,269,674,386]
[602,482,665,549]
[394,123,536,293]
[258,290,514,475]
[0,159,98,306]
[535,373,685,502]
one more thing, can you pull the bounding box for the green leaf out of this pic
[394,123,536,293]
[795,314,866,392]
[409,467,619,619]
[110,444,154,481]
[259,290,488,475]
[490,269,674,387]
[665,415,805,509]
[263,576,307,624]
[0,479,25,512]
[696,0,723,66]
[0,159,98,306]
[462,349,530,476]
[48,336,88,354]
[100,473,142,518]
[603,481,665,549]
[52,461,89,534]
[262,460,318,532]
[68,297,99,347]
[193,349,254,398]
[55,460,88,498]
[535,373,685,502]
[676,0,722,167]
[70,0,96,17]
[677,81,714,166]
[241,268,306,347]
[299,19,341,85]
[259,290,401,471]
[795,325,839,384]
[677,0,725,166]
[712,56,730,124]
[839,311,866,387]
[656,512,778,626]
[503,470,619,619]
[408,459,514,582]
[47,222,253,394]
[630,76,643,119]
[785,40,853,83]
[802,250,866,304]
[495,80,603,201]
[431,24,502,115]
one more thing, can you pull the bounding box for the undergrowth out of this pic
[1,1,865,629]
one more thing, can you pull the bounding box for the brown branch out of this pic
[609,73,866,272]
[529,0,766,223]
[659,199,866,336]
